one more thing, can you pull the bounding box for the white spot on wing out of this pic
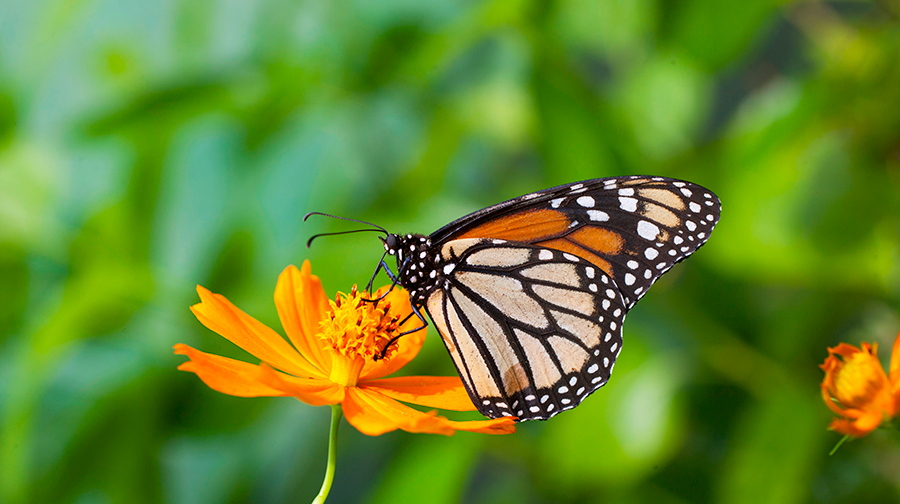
[576,196,595,207]
[587,210,609,221]
[619,197,638,212]
[637,220,660,240]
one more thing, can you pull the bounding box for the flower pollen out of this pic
[319,286,402,386]
[831,346,890,408]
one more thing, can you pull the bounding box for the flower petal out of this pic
[341,388,456,436]
[275,262,333,374]
[342,388,515,436]
[191,285,324,378]
[341,388,424,436]
[363,376,477,411]
[829,411,883,437]
[827,343,862,359]
[442,417,517,435]
[359,287,425,380]
[889,331,900,391]
[255,363,346,406]
[820,382,864,418]
[174,344,289,397]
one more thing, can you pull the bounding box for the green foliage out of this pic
[1,0,899,503]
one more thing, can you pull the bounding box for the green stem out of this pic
[312,404,342,504]
[829,434,850,456]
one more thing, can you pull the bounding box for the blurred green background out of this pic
[2,0,900,503]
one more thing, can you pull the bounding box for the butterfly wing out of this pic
[424,238,627,420]
[429,176,721,308]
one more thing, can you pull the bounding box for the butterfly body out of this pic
[380,175,720,421]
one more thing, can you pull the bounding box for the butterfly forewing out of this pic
[430,176,721,308]
[424,239,626,420]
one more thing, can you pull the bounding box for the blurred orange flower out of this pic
[819,331,900,437]
[175,261,515,436]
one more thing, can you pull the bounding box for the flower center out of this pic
[317,286,402,387]
[832,351,890,410]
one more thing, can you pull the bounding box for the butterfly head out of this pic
[382,233,401,255]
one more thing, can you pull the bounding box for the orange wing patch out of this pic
[566,227,624,255]
[535,238,613,276]
[455,208,627,277]
[535,227,624,276]
[457,209,570,242]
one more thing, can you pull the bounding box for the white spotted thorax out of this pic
[374,175,720,422]
[383,233,440,305]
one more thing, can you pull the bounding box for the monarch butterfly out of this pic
[309,176,720,421]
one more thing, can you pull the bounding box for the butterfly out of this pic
[311,176,720,421]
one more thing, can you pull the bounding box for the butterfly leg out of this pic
[363,257,408,304]
[375,302,429,361]
[364,250,390,293]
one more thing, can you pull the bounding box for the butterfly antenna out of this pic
[304,212,388,234]
[306,228,388,248]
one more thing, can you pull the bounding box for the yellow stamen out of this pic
[317,286,402,387]
[832,350,890,409]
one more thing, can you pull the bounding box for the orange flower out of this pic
[819,331,900,437]
[175,261,515,436]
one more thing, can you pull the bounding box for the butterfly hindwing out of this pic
[430,176,721,308]
[423,239,627,420]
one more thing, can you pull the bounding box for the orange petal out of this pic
[174,343,289,397]
[341,388,418,436]
[191,285,324,378]
[342,388,457,436]
[274,262,333,374]
[820,382,864,418]
[442,416,517,435]
[362,376,477,411]
[829,411,883,437]
[359,287,425,380]
[889,331,900,390]
[343,388,515,436]
[255,363,345,407]
[828,343,862,359]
